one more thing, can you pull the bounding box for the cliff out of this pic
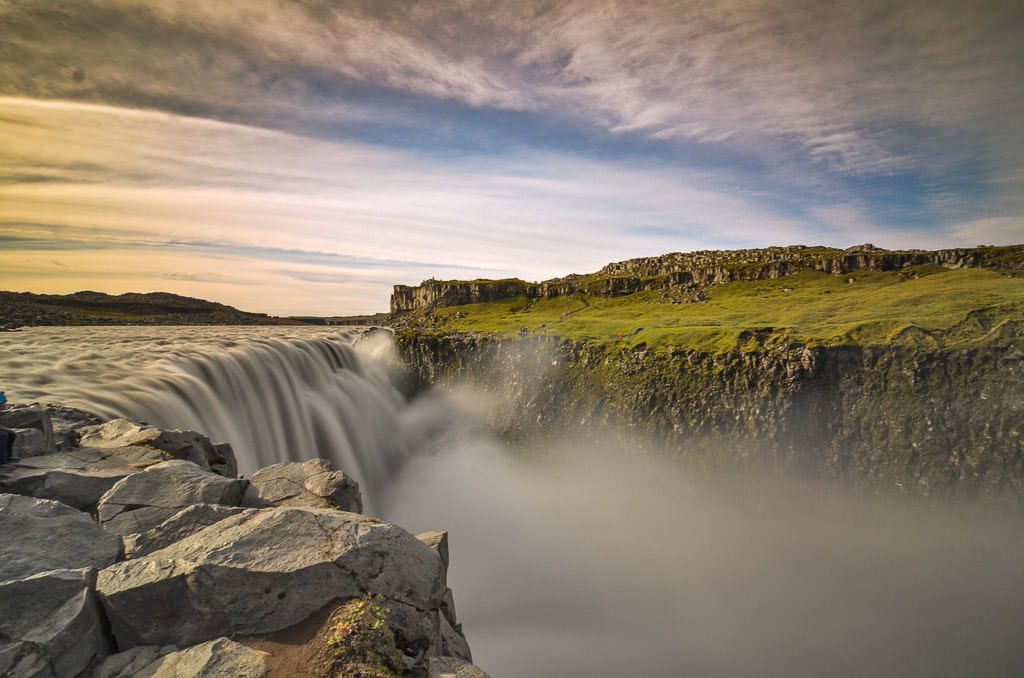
[390,244,1024,314]
[391,279,535,313]
[389,243,1024,502]
[394,331,1023,501]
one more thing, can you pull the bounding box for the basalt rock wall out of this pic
[391,244,1024,313]
[395,333,1024,501]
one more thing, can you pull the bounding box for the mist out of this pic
[381,388,1024,677]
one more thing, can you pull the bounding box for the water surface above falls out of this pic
[2,326,1024,677]
[0,325,408,504]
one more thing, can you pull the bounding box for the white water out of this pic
[2,326,1023,676]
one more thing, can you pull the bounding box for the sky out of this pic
[1,1,1022,315]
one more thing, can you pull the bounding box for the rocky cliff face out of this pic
[391,244,1024,313]
[0,408,488,677]
[395,333,1024,501]
[391,279,535,313]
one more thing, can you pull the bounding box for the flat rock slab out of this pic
[0,568,108,678]
[97,507,446,651]
[77,419,237,477]
[97,460,243,536]
[242,458,362,513]
[0,493,122,581]
[93,638,267,678]
[123,504,247,559]
[0,445,166,512]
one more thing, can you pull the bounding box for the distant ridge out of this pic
[0,290,304,330]
[391,243,1024,313]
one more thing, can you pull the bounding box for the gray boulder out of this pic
[96,507,452,656]
[0,405,55,458]
[427,656,491,678]
[92,638,267,678]
[97,460,243,536]
[0,445,167,512]
[77,419,237,477]
[242,458,362,513]
[123,504,246,559]
[0,494,122,581]
[0,568,108,678]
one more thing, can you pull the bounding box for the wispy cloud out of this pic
[0,96,836,312]
[4,1,1020,174]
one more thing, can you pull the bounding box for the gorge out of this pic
[2,315,1023,675]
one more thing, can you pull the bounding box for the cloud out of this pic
[0,96,850,312]
[4,0,1022,177]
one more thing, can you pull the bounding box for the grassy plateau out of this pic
[415,266,1024,353]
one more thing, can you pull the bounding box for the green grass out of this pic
[426,267,1024,352]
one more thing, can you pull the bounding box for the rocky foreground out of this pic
[0,404,487,678]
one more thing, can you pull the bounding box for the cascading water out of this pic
[0,326,411,508]
[3,326,1024,676]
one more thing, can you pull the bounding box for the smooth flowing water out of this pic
[2,326,1022,676]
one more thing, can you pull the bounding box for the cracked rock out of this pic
[96,460,243,536]
[96,506,455,657]
[0,445,165,512]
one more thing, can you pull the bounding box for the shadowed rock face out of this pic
[0,568,109,678]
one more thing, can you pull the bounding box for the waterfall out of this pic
[0,326,410,508]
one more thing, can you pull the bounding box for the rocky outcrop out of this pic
[0,568,109,678]
[0,408,482,676]
[97,506,458,658]
[396,332,1024,501]
[0,494,122,581]
[392,278,535,313]
[242,458,362,512]
[391,244,1024,313]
